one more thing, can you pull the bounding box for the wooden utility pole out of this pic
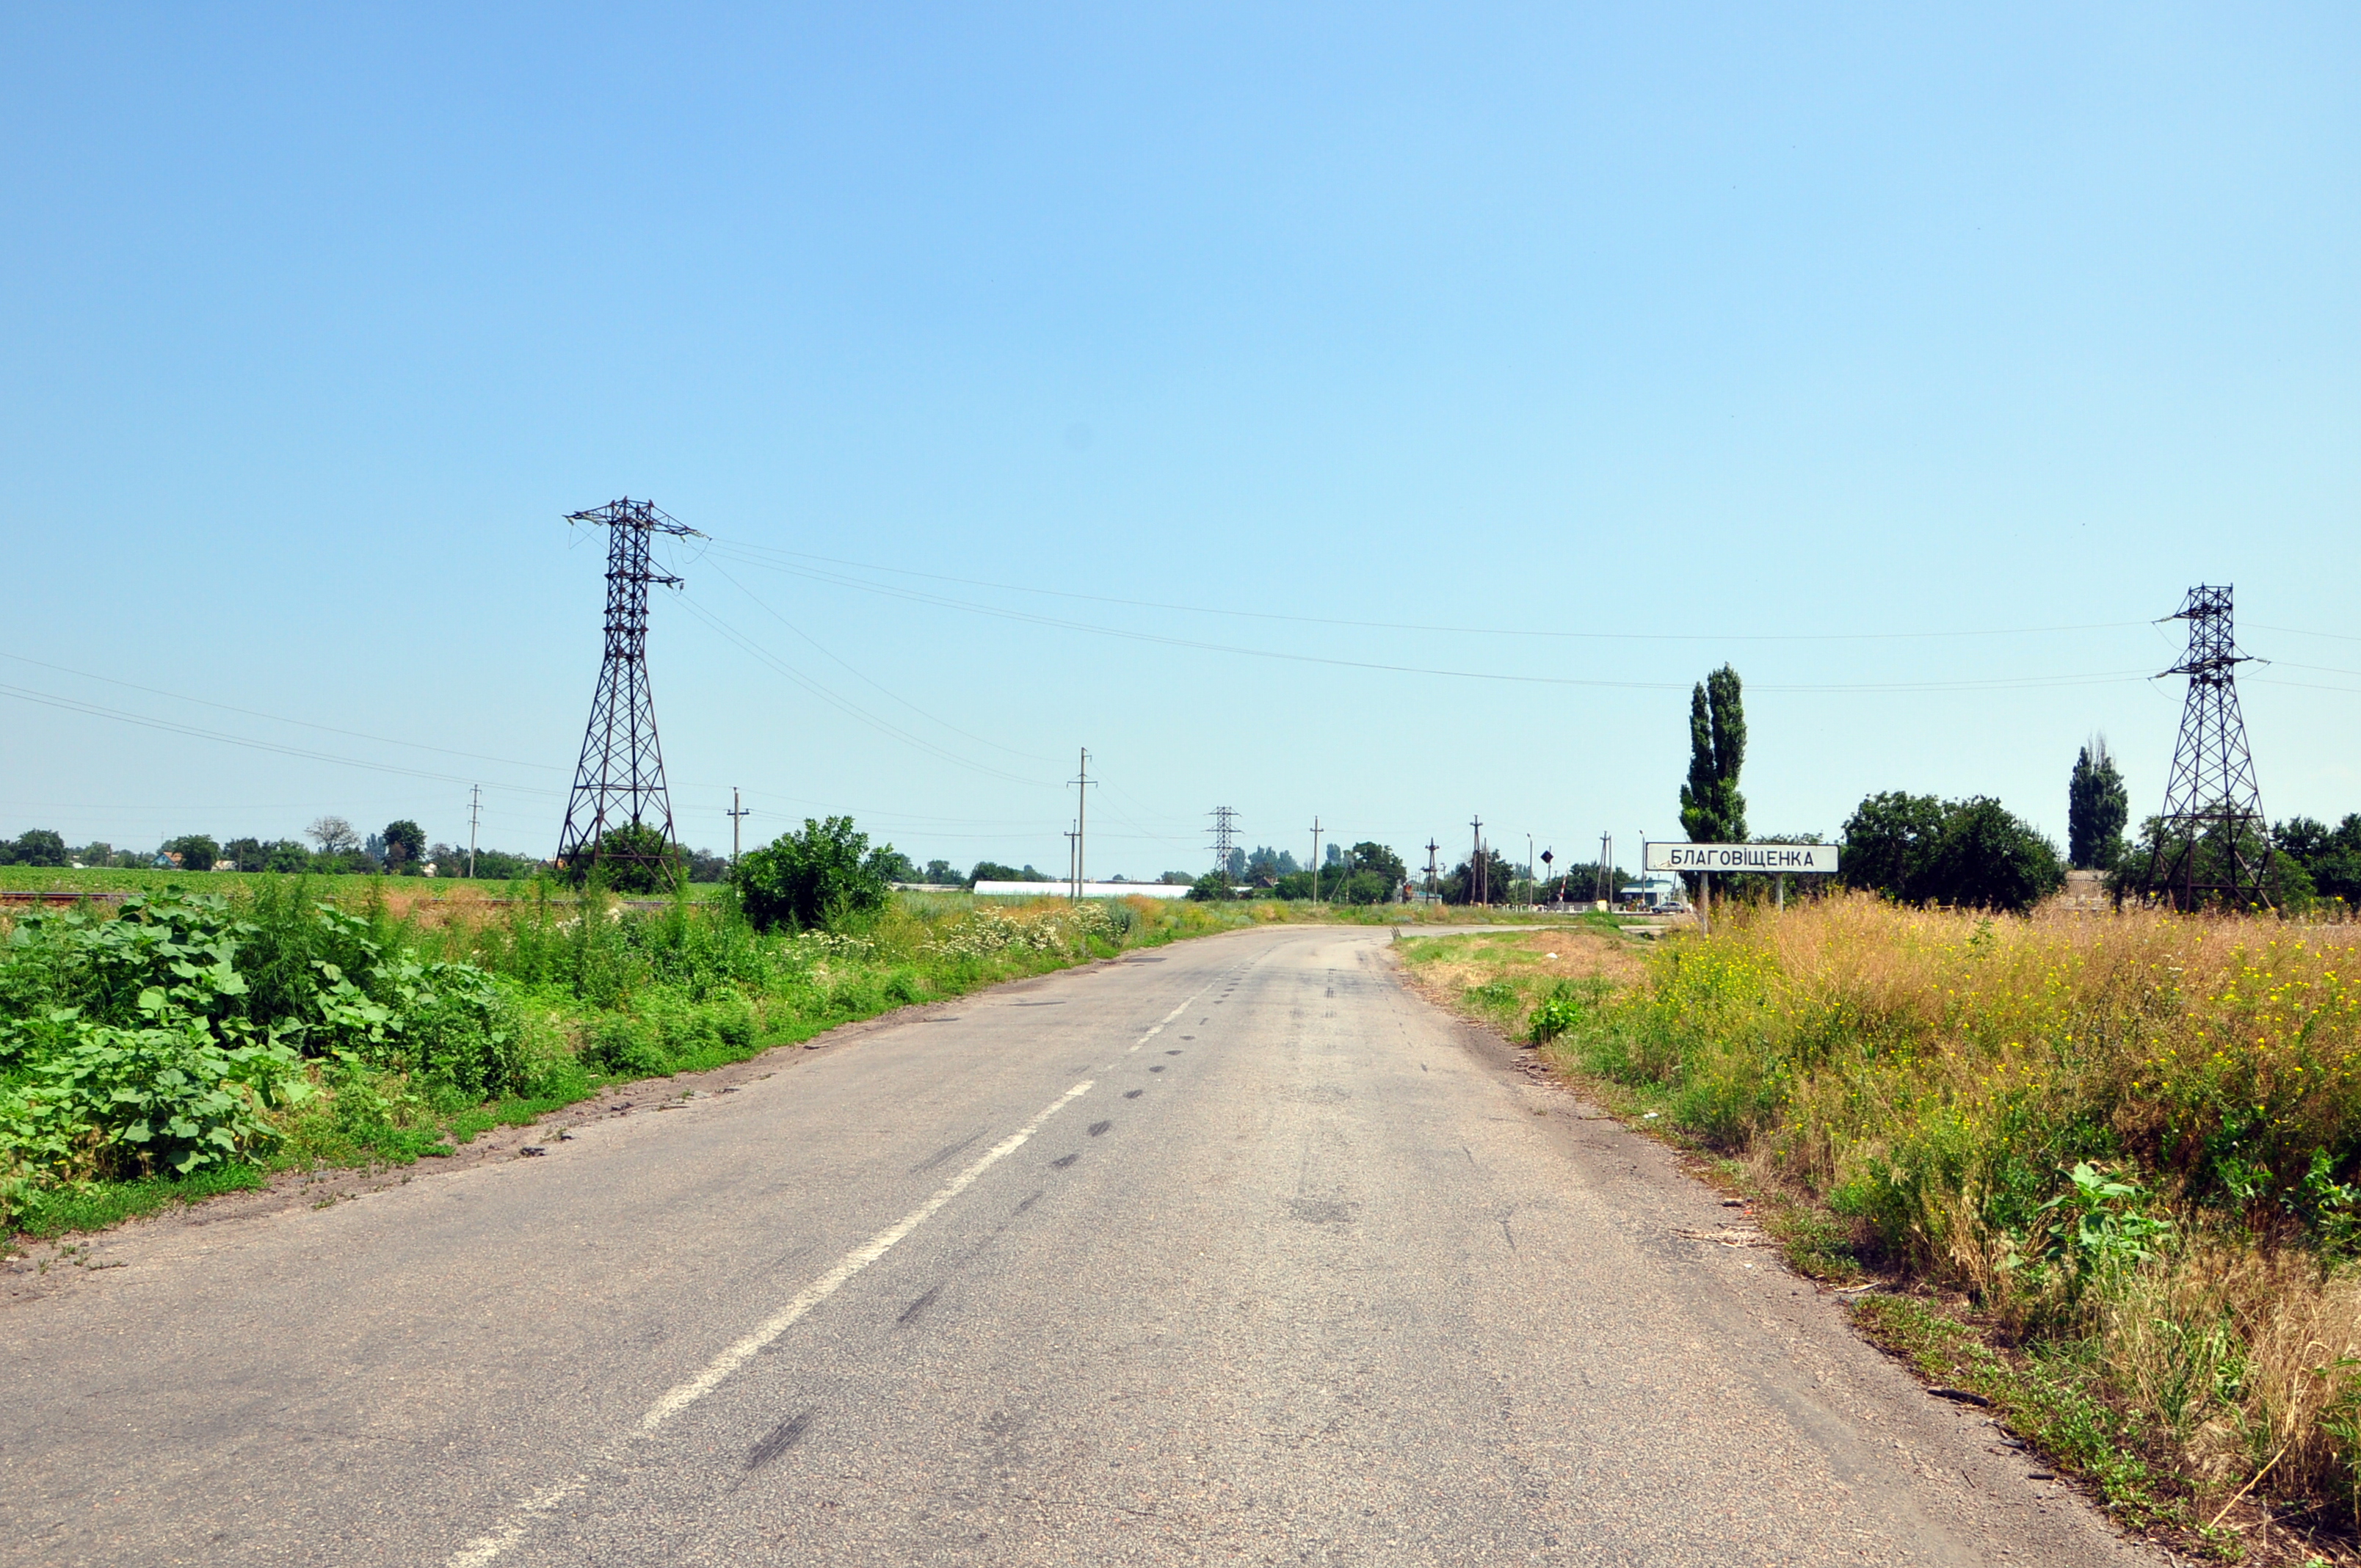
[1308,817,1324,904]
[1425,839,1440,904]
[1469,816,1485,907]
[467,785,481,879]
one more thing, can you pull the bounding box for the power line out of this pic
[0,680,565,796]
[0,650,564,774]
[703,559,1060,766]
[700,548,2157,695]
[703,537,2150,645]
[675,593,1058,788]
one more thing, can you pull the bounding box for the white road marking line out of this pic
[444,1079,1096,1566]
[639,1078,1095,1432]
[446,1477,586,1567]
[1137,977,1216,1050]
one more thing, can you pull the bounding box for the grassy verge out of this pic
[2,886,1298,1245]
[1396,899,2361,1564]
[0,865,730,901]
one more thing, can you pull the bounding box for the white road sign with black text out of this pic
[1644,842,1838,874]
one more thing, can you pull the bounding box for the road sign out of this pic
[1645,842,1838,874]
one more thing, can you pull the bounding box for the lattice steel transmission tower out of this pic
[556,498,705,882]
[2139,584,2271,911]
[1208,805,1238,882]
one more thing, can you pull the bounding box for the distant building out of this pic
[974,879,1190,901]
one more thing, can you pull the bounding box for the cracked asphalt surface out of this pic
[0,923,2156,1565]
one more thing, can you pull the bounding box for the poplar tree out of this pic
[1678,664,1748,844]
[2067,736,2129,870]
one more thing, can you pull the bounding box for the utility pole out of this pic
[1070,748,1095,900]
[1469,816,1484,907]
[1309,817,1324,905]
[1425,840,1440,904]
[1526,833,1535,907]
[1596,832,1611,905]
[727,788,750,868]
[467,785,481,879]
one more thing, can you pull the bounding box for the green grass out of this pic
[0,865,736,899]
[1852,1293,2179,1531]
[1408,898,2361,1552]
[8,1160,274,1239]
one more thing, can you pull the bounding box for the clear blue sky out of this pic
[4,5,2357,877]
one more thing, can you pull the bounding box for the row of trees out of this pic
[0,816,725,882]
[1839,792,2064,912]
[1675,674,2360,916]
[1676,665,2070,914]
[2065,736,2361,907]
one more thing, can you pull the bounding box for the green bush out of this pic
[730,816,894,932]
[0,888,524,1194]
[584,1014,671,1078]
[7,998,305,1180]
[565,821,686,894]
[1527,983,1589,1045]
[1840,792,2064,912]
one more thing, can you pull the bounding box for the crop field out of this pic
[1400,896,2361,1561]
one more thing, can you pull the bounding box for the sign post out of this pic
[1643,843,1838,932]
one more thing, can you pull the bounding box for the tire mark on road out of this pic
[745,1410,815,1470]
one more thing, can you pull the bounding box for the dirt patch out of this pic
[1399,926,1642,1003]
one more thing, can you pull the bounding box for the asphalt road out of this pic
[1,924,2155,1567]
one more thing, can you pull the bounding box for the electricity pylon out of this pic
[556,498,704,885]
[2139,584,2272,911]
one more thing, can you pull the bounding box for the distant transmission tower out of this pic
[1208,805,1238,882]
[556,498,705,882]
[2140,584,2271,911]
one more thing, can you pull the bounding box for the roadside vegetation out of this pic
[1401,896,2361,1562]
[0,819,1556,1245]
[0,874,1264,1241]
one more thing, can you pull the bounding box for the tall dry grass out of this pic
[1551,892,2361,1530]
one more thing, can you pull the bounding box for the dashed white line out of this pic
[637,1078,1095,1430]
[444,1078,1097,1566]
[1132,979,1217,1052]
[446,1478,585,1568]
